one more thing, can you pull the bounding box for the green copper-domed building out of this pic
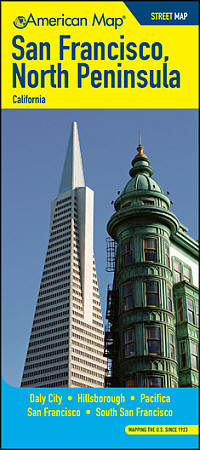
[105,142,199,388]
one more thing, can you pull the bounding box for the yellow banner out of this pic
[125,425,199,435]
[1,1,199,108]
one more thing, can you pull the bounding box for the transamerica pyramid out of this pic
[21,122,107,387]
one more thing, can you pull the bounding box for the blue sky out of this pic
[2,109,198,387]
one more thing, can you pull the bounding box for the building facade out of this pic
[21,122,107,388]
[105,142,199,388]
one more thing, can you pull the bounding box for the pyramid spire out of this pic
[21,121,107,388]
[58,121,85,194]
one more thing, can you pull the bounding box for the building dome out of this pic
[113,141,171,213]
[123,172,162,194]
[122,143,162,194]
